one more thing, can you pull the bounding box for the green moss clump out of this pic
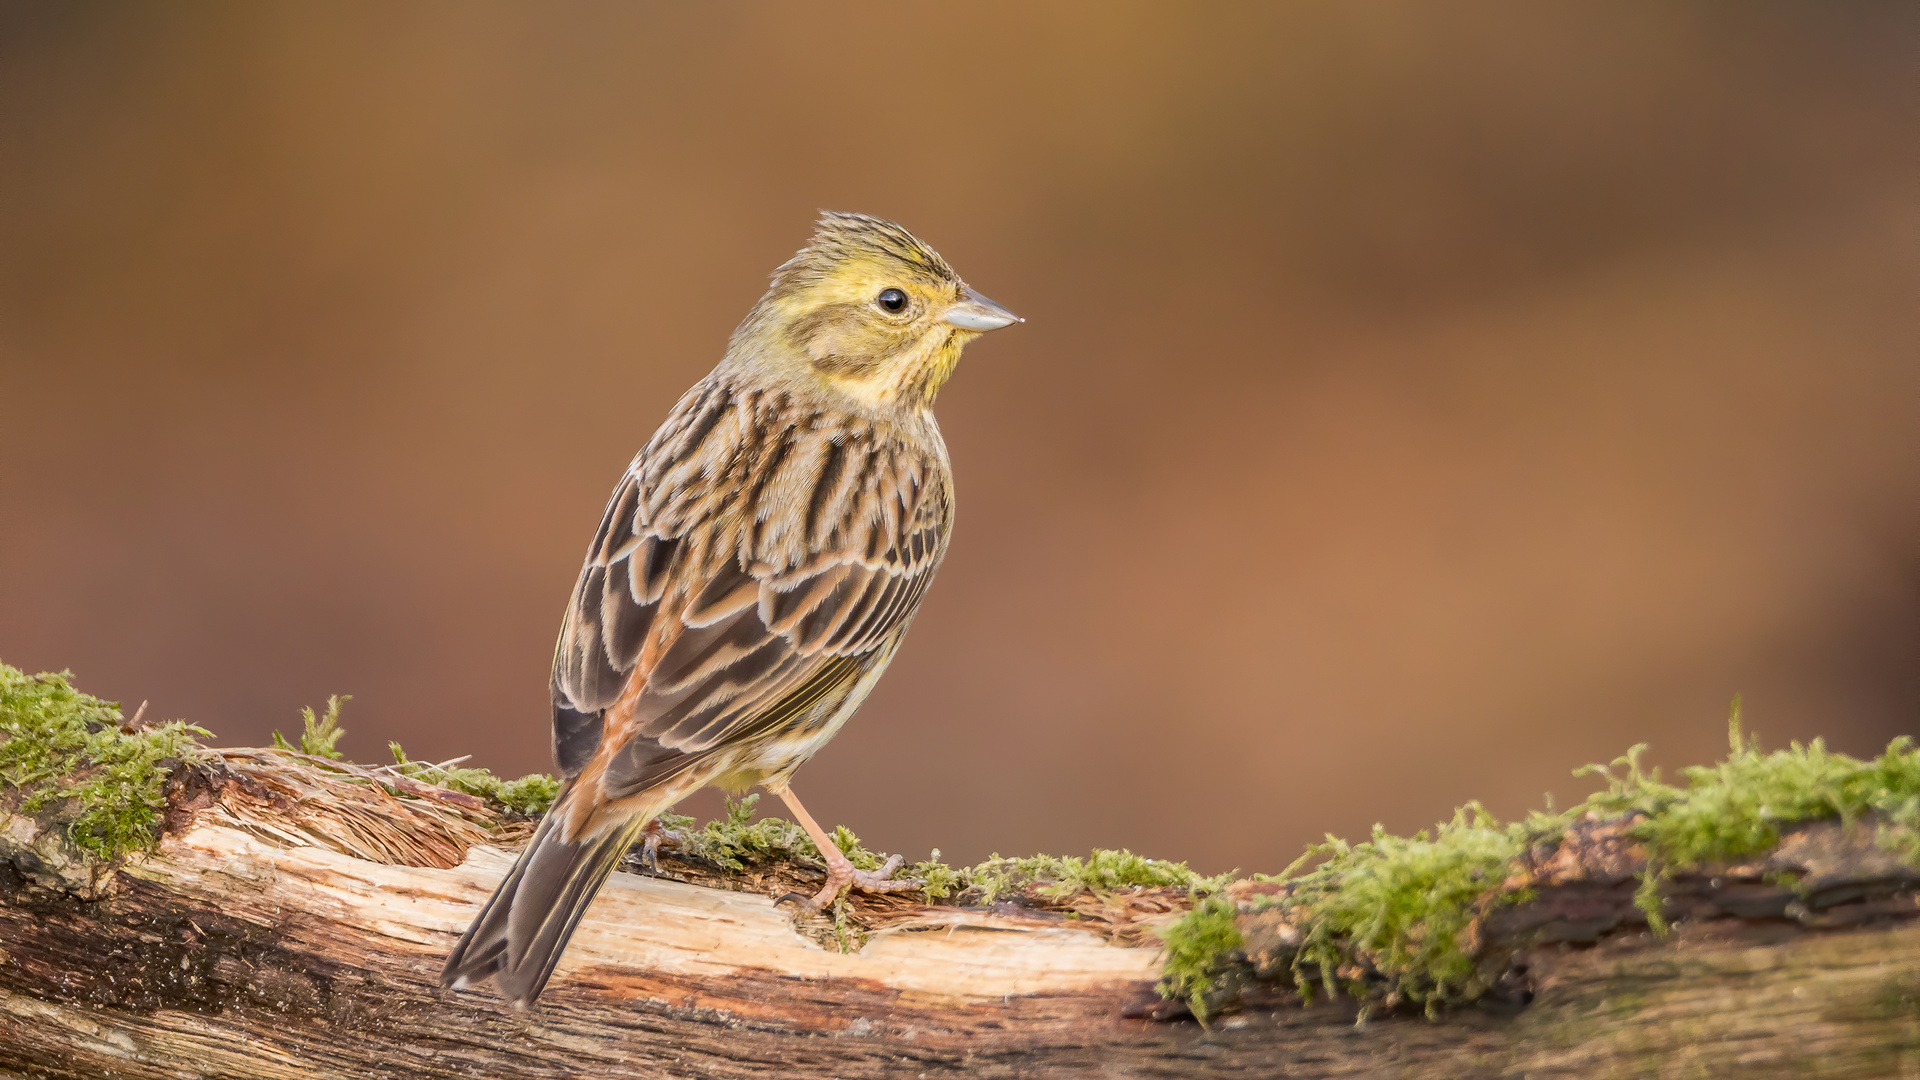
[1153,708,1920,1020]
[1581,721,1920,867]
[385,741,560,815]
[906,850,964,900]
[664,799,1226,908]
[491,773,563,815]
[272,695,349,759]
[1575,706,1920,923]
[673,796,928,885]
[829,893,864,953]
[1157,894,1244,1019]
[675,793,825,871]
[1881,792,1920,866]
[0,663,210,861]
[969,849,1229,903]
[1283,804,1538,1016]
[829,823,885,872]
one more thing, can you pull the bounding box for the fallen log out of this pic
[1,665,1916,1078]
[0,744,1914,1079]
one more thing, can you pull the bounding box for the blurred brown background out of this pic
[2,2,1914,874]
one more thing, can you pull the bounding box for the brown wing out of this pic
[549,378,950,797]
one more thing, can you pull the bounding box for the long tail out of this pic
[441,789,649,1008]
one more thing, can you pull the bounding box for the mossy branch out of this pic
[6,660,1918,1040]
[1156,700,1920,1021]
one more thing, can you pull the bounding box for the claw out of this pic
[794,852,924,912]
[762,785,924,912]
[638,817,684,873]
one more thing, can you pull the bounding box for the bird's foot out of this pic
[637,817,684,873]
[763,784,923,911]
[781,853,924,912]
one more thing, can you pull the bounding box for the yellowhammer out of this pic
[442,212,1020,1006]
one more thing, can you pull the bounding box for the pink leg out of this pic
[769,784,922,910]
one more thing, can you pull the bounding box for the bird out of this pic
[441,211,1021,1007]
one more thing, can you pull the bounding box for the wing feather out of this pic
[793,566,874,652]
[600,554,654,669]
[762,564,851,634]
[549,377,951,792]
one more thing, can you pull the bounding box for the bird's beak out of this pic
[943,287,1023,331]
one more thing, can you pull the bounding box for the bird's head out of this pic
[729,212,1021,410]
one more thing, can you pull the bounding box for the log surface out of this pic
[0,756,1916,1078]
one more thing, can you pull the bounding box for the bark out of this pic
[0,752,1915,1079]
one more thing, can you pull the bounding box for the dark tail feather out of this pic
[441,795,647,1008]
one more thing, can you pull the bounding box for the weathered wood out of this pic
[1,752,1916,1078]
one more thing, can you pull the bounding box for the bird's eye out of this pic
[876,288,909,313]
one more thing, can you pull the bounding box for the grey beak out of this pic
[943,287,1023,331]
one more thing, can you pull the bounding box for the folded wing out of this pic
[549,382,950,799]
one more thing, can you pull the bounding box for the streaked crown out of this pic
[769,212,958,297]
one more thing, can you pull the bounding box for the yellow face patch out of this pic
[732,212,992,408]
[769,227,964,399]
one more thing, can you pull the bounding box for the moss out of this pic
[1156,893,1243,1020]
[1632,867,1671,934]
[969,849,1229,903]
[829,893,865,953]
[493,773,563,814]
[667,798,1226,910]
[1584,705,1920,863]
[385,741,560,815]
[1284,803,1537,1016]
[829,824,884,872]
[1153,707,1920,1019]
[1880,793,1920,865]
[1575,705,1920,923]
[272,695,348,759]
[0,663,210,861]
[669,797,906,880]
[907,849,964,900]
[660,793,822,871]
